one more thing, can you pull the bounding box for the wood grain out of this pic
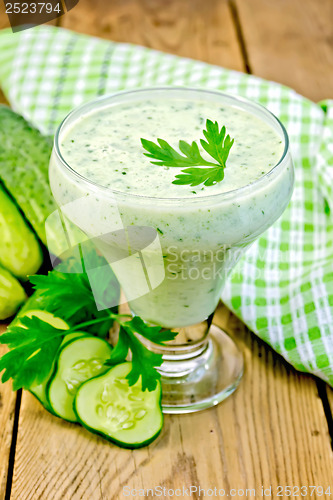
[9,306,333,500]
[234,0,333,101]
[61,0,245,71]
[213,307,333,489]
[0,1,9,30]
[0,327,17,500]
[0,89,9,106]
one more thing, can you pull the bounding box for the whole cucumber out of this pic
[0,266,26,320]
[0,184,43,280]
[0,106,60,254]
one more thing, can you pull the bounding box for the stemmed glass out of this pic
[49,88,294,413]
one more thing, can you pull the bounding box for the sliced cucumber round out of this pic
[31,331,88,410]
[74,363,163,449]
[47,337,112,422]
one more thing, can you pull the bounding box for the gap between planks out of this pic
[6,305,333,500]
[228,0,333,442]
[323,384,333,450]
[61,0,245,72]
[0,335,17,500]
[233,0,333,102]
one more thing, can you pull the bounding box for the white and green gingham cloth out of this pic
[0,26,332,385]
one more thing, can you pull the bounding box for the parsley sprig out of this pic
[0,312,175,392]
[106,317,176,390]
[0,248,177,393]
[0,316,66,390]
[141,119,234,187]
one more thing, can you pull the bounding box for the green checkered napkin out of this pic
[0,26,332,385]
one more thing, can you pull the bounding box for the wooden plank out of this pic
[0,90,9,106]
[61,0,245,71]
[234,0,333,101]
[0,326,17,500]
[9,305,333,499]
[213,307,333,489]
[0,1,10,30]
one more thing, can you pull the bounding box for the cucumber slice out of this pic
[74,363,163,449]
[59,332,87,348]
[47,337,112,422]
[30,332,87,412]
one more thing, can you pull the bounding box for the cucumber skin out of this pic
[46,336,113,423]
[74,404,163,449]
[11,288,114,338]
[0,266,26,320]
[73,366,163,449]
[0,106,58,251]
[76,418,163,449]
[0,184,43,279]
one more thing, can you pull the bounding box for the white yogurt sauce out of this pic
[60,100,284,198]
[50,94,293,327]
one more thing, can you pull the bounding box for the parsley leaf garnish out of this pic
[29,272,95,322]
[141,119,234,187]
[29,246,120,338]
[105,316,177,391]
[0,316,66,390]
[172,166,226,187]
[0,312,176,392]
[121,326,163,391]
[0,247,177,392]
[126,316,177,344]
[105,325,164,392]
[200,120,234,168]
[141,138,217,169]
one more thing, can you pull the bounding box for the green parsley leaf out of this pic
[0,242,178,394]
[141,119,234,187]
[121,325,163,392]
[200,120,234,166]
[141,138,217,168]
[0,311,168,393]
[30,245,120,337]
[29,272,93,321]
[1,273,177,393]
[0,315,66,390]
[127,316,176,344]
[106,328,130,366]
[105,319,177,391]
[173,166,225,187]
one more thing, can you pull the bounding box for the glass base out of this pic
[159,325,244,414]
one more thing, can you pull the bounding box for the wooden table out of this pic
[0,1,333,498]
